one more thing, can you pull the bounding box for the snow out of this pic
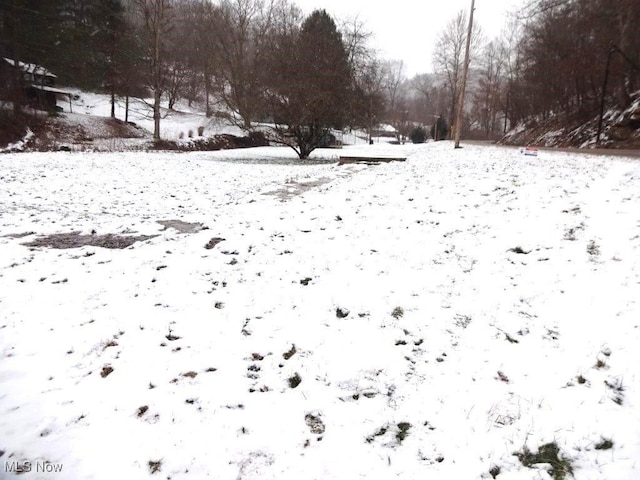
[59,90,244,141]
[56,90,401,147]
[1,142,639,479]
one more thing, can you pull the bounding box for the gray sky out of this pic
[298,0,527,76]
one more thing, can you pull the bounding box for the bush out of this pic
[410,126,427,144]
[431,118,449,141]
[149,133,269,152]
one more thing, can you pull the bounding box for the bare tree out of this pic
[341,16,374,80]
[499,13,523,130]
[511,0,640,127]
[211,0,278,129]
[339,16,386,139]
[352,58,387,142]
[433,9,483,137]
[134,0,173,139]
[166,0,214,110]
[471,39,505,139]
[382,59,409,141]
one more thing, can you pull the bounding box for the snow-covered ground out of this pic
[60,89,245,142]
[1,142,639,479]
[58,90,384,147]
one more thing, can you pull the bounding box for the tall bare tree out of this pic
[211,0,276,129]
[382,59,410,141]
[134,0,173,139]
[471,39,505,139]
[433,9,482,138]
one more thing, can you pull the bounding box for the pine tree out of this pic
[267,9,352,159]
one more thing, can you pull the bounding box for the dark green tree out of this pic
[267,9,352,159]
[410,125,427,144]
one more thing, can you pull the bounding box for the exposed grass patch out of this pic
[454,314,471,328]
[516,442,573,480]
[563,223,585,241]
[365,422,412,445]
[23,232,157,249]
[148,460,162,474]
[137,405,149,417]
[586,239,600,258]
[366,425,388,443]
[288,373,302,389]
[283,344,297,360]
[604,377,625,405]
[508,246,531,254]
[594,438,614,450]
[205,237,225,249]
[396,422,412,444]
[304,413,325,435]
[103,338,118,349]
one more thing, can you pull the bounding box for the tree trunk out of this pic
[454,0,475,149]
[204,62,211,116]
[154,88,161,140]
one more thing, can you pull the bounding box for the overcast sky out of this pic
[297,0,527,77]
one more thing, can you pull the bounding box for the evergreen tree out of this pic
[267,9,351,159]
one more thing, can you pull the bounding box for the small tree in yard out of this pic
[410,126,427,143]
[266,9,351,159]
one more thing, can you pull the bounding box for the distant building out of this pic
[0,57,71,111]
[372,124,398,138]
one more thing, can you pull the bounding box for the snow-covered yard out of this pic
[1,142,639,479]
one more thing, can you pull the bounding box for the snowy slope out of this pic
[0,142,639,479]
[60,89,244,142]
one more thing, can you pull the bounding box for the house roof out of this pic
[2,57,57,79]
[31,84,72,96]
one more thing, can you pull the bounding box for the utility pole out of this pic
[454,0,475,149]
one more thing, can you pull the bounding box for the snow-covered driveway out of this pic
[1,142,639,479]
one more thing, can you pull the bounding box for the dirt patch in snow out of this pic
[22,232,157,249]
[262,177,333,201]
[157,220,207,234]
[2,231,36,239]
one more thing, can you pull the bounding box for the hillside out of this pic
[501,92,640,150]
[29,112,150,151]
[1,89,250,152]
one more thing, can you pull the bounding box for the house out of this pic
[0,57,71,111]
